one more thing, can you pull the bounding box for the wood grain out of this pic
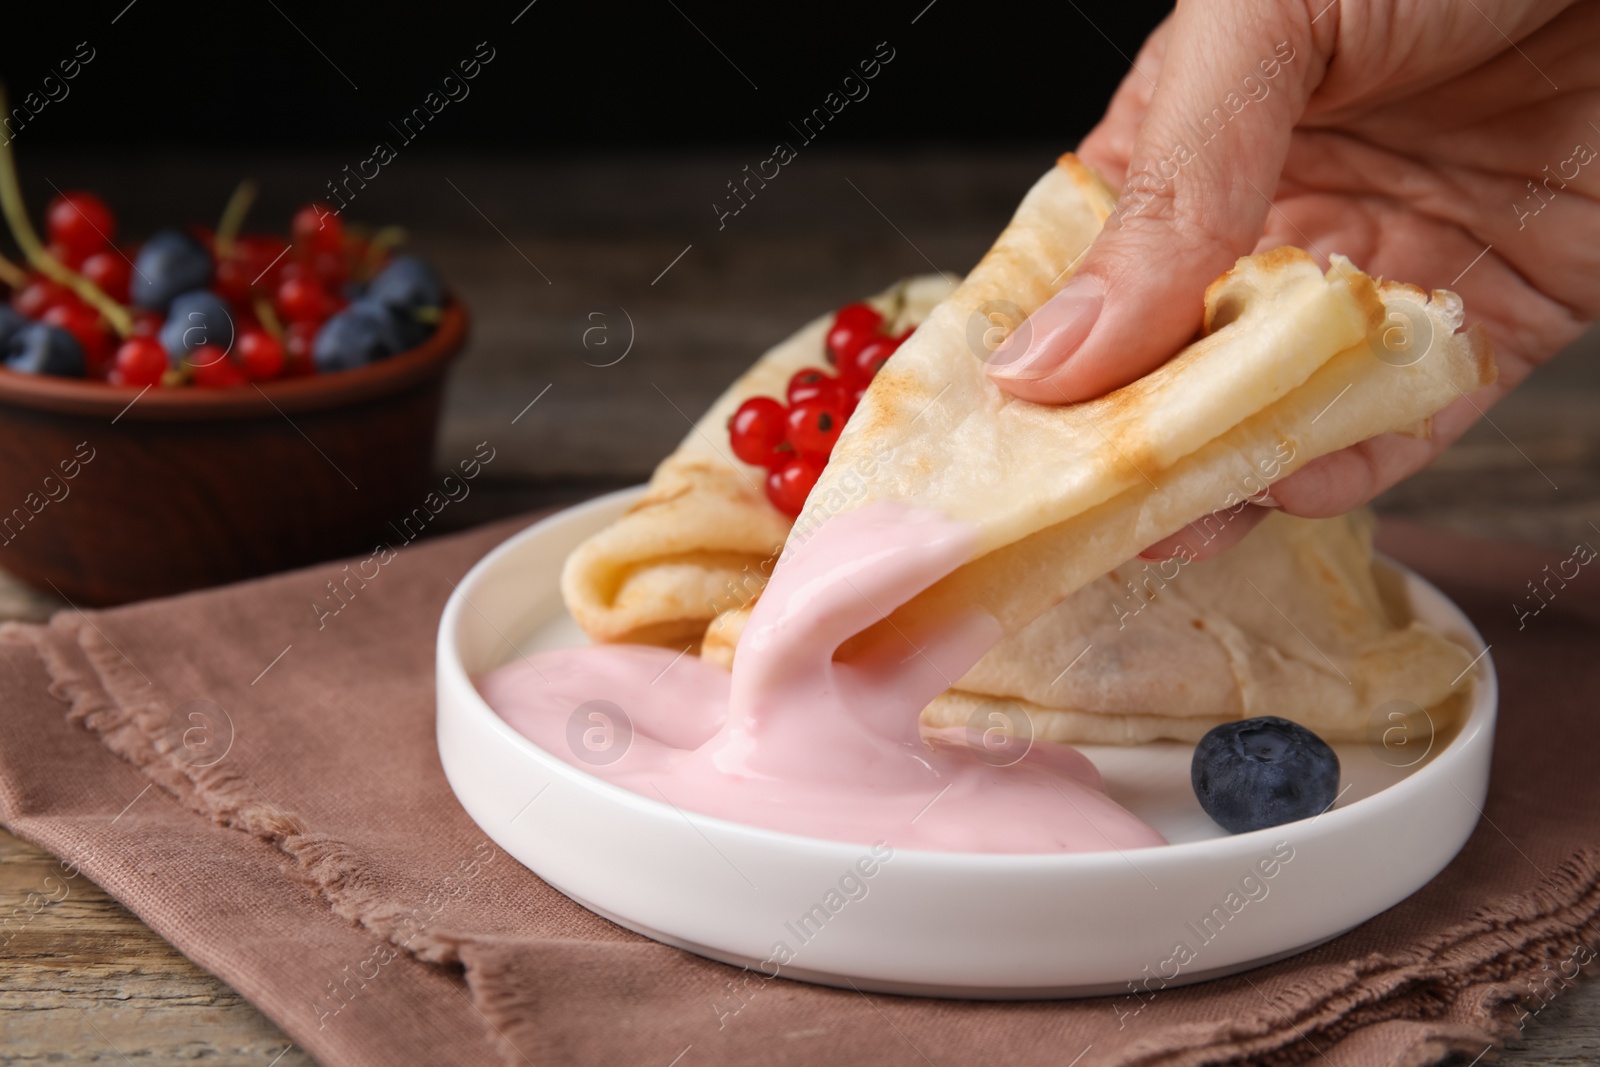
[3,149,1598,1066]
[0,828,314,1066]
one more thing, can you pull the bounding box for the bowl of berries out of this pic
[0,140,468,605]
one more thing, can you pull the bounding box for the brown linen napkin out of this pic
[2,510,1597,1067]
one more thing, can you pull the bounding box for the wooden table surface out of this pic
[2,150,1598,1065]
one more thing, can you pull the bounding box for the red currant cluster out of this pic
[162,203,362,387]
[125,203,357,387]
[8,192,155,380]
[727,301,914,515]
[4,186,428,388]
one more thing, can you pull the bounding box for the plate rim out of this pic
[437,484,1497,868]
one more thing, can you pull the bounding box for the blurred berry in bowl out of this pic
[0,131,470,604]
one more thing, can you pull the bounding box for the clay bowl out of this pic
[0,301,468,606]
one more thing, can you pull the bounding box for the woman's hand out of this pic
[988,0,1600,558]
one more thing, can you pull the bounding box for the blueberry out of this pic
[313,298,407,372]
[131,229,213,312]
[366,256,442,347]
[159,290,236,365]
[4,322,86,377]
[366,255,443,313]
[0,306,25,350]
[1191,716,1339,834]
[390,305,431,350]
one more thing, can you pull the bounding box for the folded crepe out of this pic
[808,154,1494,653]
[561,275,957,646]
[563,152,1491,743]
[922,508,1471,744]
[698,507,1471,744]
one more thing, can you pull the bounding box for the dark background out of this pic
[1,0,1170,150]
[1,0,1589,552]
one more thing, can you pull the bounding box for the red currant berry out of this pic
[46,240,86,270]
[186,343,229,369]
[188,346,248,387]
[728,396,789,468]
[43,302,113,370]
[786,367,841,407]
[81,251,132,303]
[833,302,882,333]
[45,191,115,262]
[825,302,884,367]
[844,383,868,414]
[238,233,288,268]
[214,259,252,306]
[237,329,285,380]
[113,337,169,388]
[132,310,164,337]
[229,234,290,295]
[765,456,824,516]
[282,320,320,377]
[12,276,74,318]
[292,204,345,257]
[310,247,349,286]
[785,397,846,459]
[844,335,903,384]
[276,276,336,323]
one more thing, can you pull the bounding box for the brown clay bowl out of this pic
[0,301,468,606]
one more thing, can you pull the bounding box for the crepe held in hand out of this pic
[560,275,956,646]
[810,153,1495,648]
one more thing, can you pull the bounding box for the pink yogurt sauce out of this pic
[476,501,1166,854]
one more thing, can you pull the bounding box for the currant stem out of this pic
[0,84,133,338]
[362,225,406,280]
[253,296,285,342]
[215,180,258,260]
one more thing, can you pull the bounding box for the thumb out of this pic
[989,2,1329,403]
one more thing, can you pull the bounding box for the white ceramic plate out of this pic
[437,487,1496,998]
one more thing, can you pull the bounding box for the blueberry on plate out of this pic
[1191,716,1339,834]
[159,290,236,364]
[131,229,213,312]
[4,322,86,377]
[312,298,407,372]
[0,305,25,350]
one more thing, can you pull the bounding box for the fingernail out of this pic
[987,277,1104,381]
